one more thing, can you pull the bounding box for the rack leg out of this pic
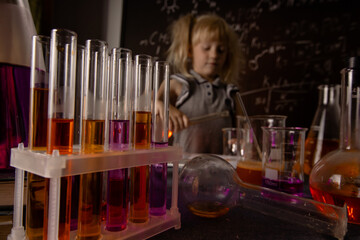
[170,162,179,213]
[7,168,26,240]
[47,177,61,240]
[170,161,181,229]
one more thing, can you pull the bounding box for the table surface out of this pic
[1,164,360,240]
[149,167,360,240]
[150,201,360,240]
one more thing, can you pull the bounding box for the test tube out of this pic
[45,29,77,240]
[77,39,108,240]
[26,35,50,240]
[70,44,85,231]
[73,44,85,149]
[106,48,133,231]
[150,61,170,216]
[129,54,153,223]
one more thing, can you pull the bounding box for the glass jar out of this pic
[309,57,360,225]
[304,84,341,175]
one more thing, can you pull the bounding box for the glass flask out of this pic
[0,0,37,169]
[304,84,341,175]
[179,154,347,239]
[310,56,360,225]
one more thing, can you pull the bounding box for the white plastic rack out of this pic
[8,143,182,240]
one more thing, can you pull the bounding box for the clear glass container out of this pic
[9,144,182,240]
[236,115,287,185]
[310,56,360,225]
[179,154,348,239]
[304,84,341,175]
[0,0,37,169]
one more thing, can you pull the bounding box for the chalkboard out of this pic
[121,0,360,129]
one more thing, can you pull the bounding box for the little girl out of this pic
[159,13,242,154]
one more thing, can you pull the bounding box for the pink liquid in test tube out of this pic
[107,119,130,231]
[150,61,170,216]
[106,48,133,230]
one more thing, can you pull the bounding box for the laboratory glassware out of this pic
[310,57,360,225]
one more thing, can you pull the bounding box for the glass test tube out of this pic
[70,44,85,231]
[130,54,153,223]
[106,48,133,231]
[45,29,77,240]
[77,39,108,240]
[26,35,50,240]
[150,61,170,216]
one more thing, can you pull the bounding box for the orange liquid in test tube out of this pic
[77,119,105,239]
[77,39,108,240]
[44,118,74,240]
[47,118,74,154]
[130,111,151,223]
[42,29,77,240]
[30,87,48,151]
[27,87,48,240]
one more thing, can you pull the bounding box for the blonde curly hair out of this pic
[166,13,241,84]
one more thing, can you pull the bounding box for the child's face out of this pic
[191,38,227,82]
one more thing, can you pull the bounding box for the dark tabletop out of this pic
[149,168,360,240]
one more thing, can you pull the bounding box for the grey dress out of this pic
[171,70,238,154]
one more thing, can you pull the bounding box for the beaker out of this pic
[261,127,307,196]
[304,84,340,175]
[179,154,347,239]
[236,115,286,185]
[310,57,360,225]
[222,127,238,156]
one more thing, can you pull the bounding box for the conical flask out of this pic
[304,84,341,175]
[310,56,360,225]
[0,0,37,169]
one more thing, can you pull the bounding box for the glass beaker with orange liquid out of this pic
[236,115,286,185]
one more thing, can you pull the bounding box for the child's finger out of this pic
[182,115,189,128]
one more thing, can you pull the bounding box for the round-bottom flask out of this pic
[179,154,347,239]
[310,57,360,225]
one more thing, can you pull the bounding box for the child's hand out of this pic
[169,104,189,133]
[155,100,189,133]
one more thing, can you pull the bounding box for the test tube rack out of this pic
[7,143,182,240]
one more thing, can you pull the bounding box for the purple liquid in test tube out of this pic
[150,142,168,216]
[106,48,132,231]
[150,61,170,216]
[107,120,130,231]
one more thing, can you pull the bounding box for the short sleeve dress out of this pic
[171,70,238,154]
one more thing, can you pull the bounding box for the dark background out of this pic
[121,0,360,130]
[33,0,360,130]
